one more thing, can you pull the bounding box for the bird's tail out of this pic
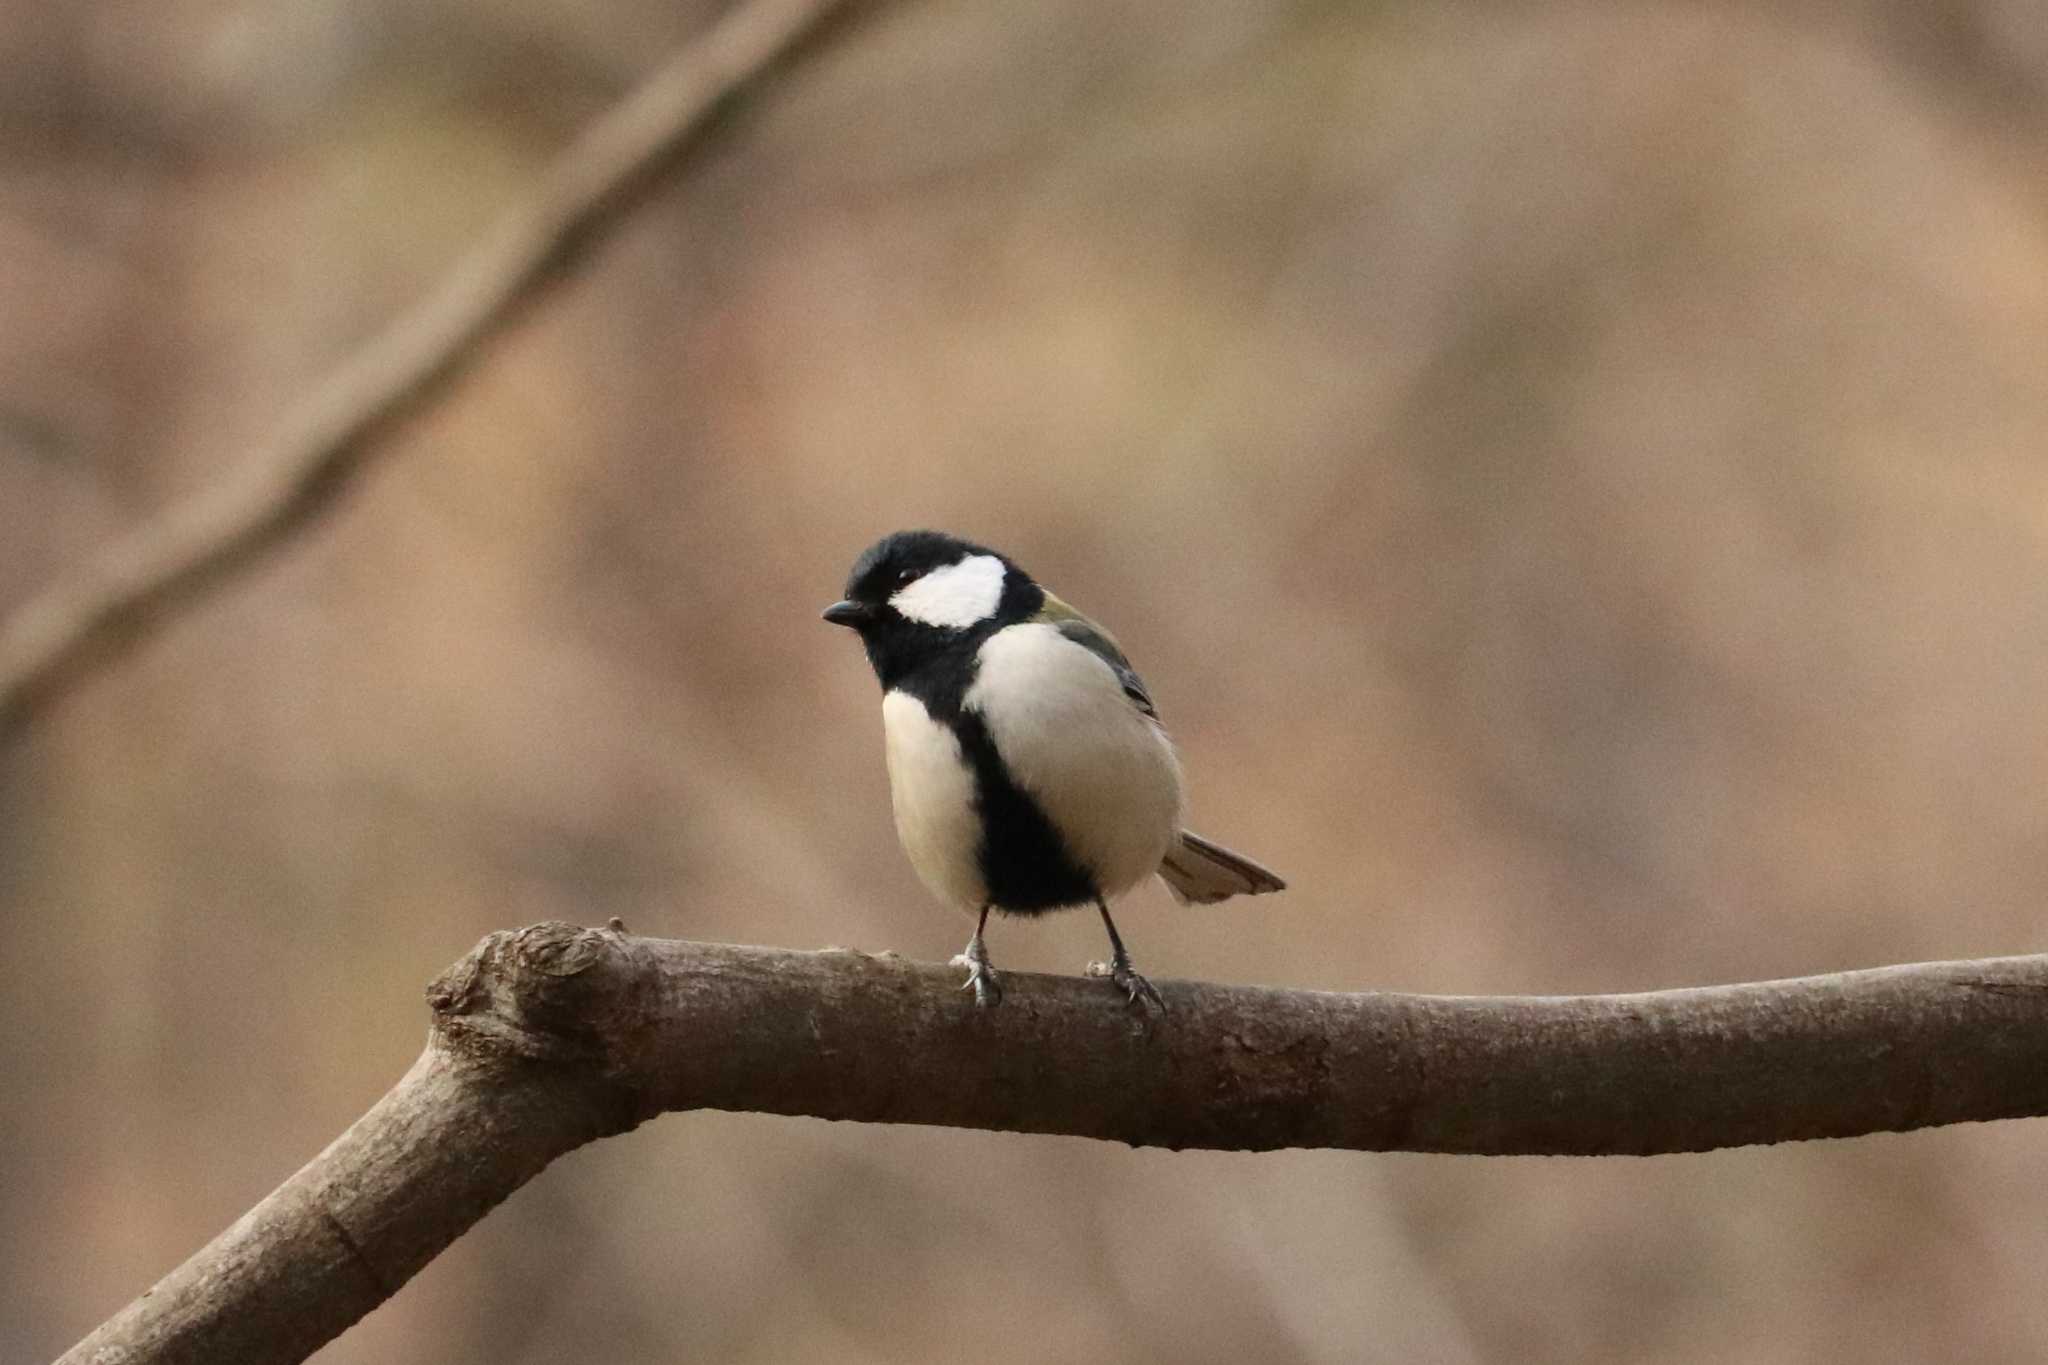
[1158,830,1286,905]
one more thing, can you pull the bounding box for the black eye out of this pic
[893,568,918,587]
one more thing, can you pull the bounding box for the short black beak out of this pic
[822,600,870,629]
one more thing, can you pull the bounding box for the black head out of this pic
[823,530,1042,687]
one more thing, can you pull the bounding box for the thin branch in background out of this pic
[0,0,854,736]
[58,925,2048,1365]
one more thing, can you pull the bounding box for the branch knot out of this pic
[426,922,627,1064]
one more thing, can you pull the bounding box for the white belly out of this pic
[966,622,1185,899]
[881,689,988,910]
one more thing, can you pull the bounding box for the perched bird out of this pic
[824,529,1284,1008]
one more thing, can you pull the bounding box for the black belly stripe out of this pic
[891,647,1101,916]
[949,710,1101,914]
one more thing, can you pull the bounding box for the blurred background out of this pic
[6,0,2048,1360]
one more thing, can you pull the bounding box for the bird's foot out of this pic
[950,949,1004,1008]
[1086,956,1166,1013]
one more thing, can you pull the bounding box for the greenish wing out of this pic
[1036,591,1159,720]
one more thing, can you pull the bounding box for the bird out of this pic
[823,529,1284,1009]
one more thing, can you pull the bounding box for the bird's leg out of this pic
[950,904,1003,1007]
[1087,899,1165,1012]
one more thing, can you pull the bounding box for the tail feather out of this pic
[1157,830,1286,905]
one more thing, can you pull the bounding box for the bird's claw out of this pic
[951,952,1004,1007]
[1087,958,1166,1013]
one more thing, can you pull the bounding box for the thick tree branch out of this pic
[0,0,852,736]
[59,925,2048,1365]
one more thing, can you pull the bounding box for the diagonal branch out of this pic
[0,0,853,736]
[58,925,2048,1365]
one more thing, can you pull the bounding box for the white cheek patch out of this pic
[891,553,1006,629]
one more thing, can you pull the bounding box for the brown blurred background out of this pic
[7,1,2048,1360]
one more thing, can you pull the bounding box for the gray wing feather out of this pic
[1037,593,1158,719]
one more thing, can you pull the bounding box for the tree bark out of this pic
[58,924,2048,1365]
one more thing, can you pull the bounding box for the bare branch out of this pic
[0,0,852,735]
[59,925,2048,1365]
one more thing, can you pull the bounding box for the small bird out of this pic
[824,530,1284,1008]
